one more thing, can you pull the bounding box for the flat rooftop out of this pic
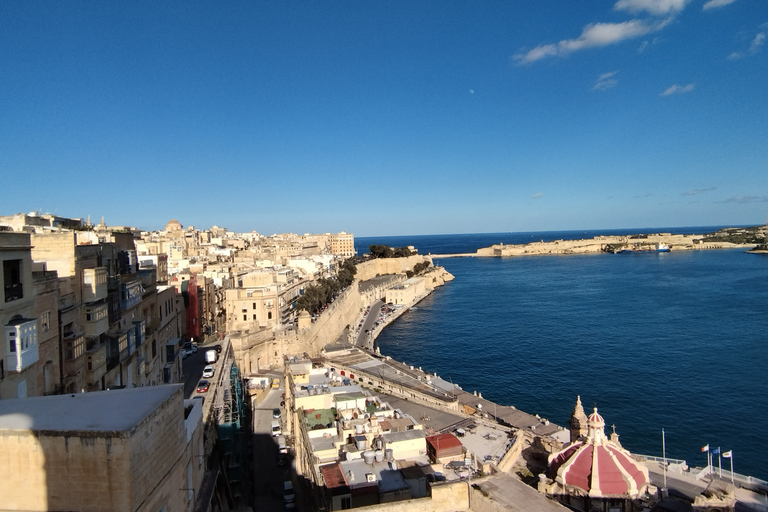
[0,385,183,433]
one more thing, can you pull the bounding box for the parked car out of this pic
[202,365,215,378]
[212,344,222,353]
[271,378,280,389]
[183,342,198,353]
[193,395,205,405]
[283,481,295,504]
[196,380,210,393]
[273,408,281,419]
[182,348,193,359]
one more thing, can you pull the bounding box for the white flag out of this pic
[722,450,732,458]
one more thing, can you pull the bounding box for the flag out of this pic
[701,444,709,452]
[712,447,720,454]
[723,450,732,458]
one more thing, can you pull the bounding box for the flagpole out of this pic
[662,428,667,492]
[718,447,722,478]
[730,453,734,484]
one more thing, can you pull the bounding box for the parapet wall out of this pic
[349,480,469,512]
[355,255,433,281]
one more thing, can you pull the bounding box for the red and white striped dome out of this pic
[548,408,649,498]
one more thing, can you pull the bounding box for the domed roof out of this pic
[588,407,605,430]
[548,407,649,499]
[165,219,182,231]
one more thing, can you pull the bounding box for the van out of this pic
[276,435,288,454]
[271,420,282,437]
[204,350,217,364]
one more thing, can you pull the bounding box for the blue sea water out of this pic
[356,229,768,480]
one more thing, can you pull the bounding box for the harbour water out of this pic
[357,229,768,479]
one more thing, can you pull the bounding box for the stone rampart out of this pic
[356,255,433,281]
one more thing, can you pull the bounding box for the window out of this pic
[268,312,272,320]
[252,302,256,309]
[243,314,247,321]
[41,311,51,332]
[252,314,256,320]
[4,259,23,302]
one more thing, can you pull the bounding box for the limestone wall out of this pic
[356,255,434,281]
[129,389,189,510]
[349,480,469,512]
[0,388,192,512]
[0,431,133,512]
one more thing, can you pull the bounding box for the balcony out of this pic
[132,320,146,348]
[4,318,39,373]
[120,281,143,311]
[84,303,109,337]
[84,343,107,386]
[62,331,86,378]
[82,267,108,303]
[4,282,23,302]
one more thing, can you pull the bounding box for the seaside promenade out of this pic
[337,271,768,510]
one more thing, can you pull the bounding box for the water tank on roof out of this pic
[385,448,394,461]
[363,451,375,465]
[356,436,367,451]
[375,450,384,463]
[355,424,364,434]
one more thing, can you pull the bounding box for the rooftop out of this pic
[0,385,183,433]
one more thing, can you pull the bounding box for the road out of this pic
[252,374,295,512]
[355,299,383,348]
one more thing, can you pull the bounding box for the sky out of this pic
[1,1,766,236]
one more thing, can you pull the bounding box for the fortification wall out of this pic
[355,255,433,281]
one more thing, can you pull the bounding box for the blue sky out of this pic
[1,1,766,236]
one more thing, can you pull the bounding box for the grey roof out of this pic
[382,429,427,444]
[0,385,183,434]
[340,459,410,494]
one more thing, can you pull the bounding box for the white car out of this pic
[202,365,215,378]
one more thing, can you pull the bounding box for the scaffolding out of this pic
[216,361,247,500]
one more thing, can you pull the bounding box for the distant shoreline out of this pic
[426,231,762,259]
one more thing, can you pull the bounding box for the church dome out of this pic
[548,407,649,499]
[165,219,182,231]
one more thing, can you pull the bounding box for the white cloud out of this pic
[727,30,765,60]
[722,195,768,203]
[703,0,738,10]
[661,83,695,95]
[531,192,544,199]
[594,71,619,90]
[614,0,690,16]
[515,19,670,63]
[749,32,765,53]
[683,187,716,196]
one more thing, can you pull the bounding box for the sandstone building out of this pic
[0,385,204,512]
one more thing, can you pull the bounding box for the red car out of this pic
[196,380,210,393]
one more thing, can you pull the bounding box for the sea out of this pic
[356,228,768,480]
